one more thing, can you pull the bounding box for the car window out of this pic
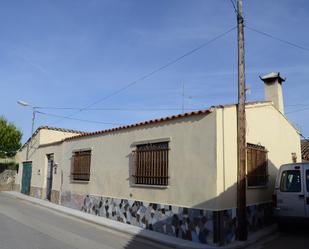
[280,170,301,192]
[306,170,309,192]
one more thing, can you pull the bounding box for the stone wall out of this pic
[61,191,273,246]
[0,170,16,191]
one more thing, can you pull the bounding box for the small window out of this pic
[247,143,268,187]
[132,141,169,186]
[71,150,91,181]
[280,170,301,192]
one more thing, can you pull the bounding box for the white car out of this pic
[273,163,309,226]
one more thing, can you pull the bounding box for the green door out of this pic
[21,162,32,195]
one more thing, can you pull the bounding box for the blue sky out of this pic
[0,0,308,143]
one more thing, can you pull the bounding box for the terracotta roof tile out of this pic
[64,101,273,142]
[301,140,309,161]
[65,109,214,141]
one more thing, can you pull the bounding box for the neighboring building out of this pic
[15,73,301,246]
[15,126,86,197]
[301,140,309,161]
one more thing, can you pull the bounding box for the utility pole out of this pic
[236,0,247,241]
[26,107,36,161]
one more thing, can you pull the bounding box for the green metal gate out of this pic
[21,162,32,195]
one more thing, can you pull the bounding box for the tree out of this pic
[0,116,22,158]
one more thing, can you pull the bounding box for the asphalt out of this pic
[246,225,309,249]
[0,193,172,249]
[1,192,277,249]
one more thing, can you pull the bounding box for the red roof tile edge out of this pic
[64,101,272,142]
[65,109,213,141]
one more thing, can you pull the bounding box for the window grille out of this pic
[132,142,169,186]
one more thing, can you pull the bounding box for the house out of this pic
[14,126,86,197]
[15,73,301,245]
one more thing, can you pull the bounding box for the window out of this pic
[71,150,91,181]
[132,141,169,186]
[246,143,268,187]
[280,170,301,192]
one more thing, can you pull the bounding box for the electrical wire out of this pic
[286,103,309,107]
[36,111,123,126]
[34,106,197,111]
[286,106,309,115]
[229,0,237,14]
[50,26,237,125]
[246,26,309,52]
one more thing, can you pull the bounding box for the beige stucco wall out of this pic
[216,103,301,210]
[61,113,218,210]
[215,106,238,210]
[39,129,80,145]
[33,143,63,198]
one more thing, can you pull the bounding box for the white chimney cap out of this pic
[259,72,286,83]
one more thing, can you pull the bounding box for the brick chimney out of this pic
[260,72,285,114]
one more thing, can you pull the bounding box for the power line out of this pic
[37,111,123,126]
[246,26,309,52]
[35,106,198,111]
[286,103,309,107]
[229,0,238,14]
[51,26,237,125]
[286,106,309,115]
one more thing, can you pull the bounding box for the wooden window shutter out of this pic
[72,150,91,181]
[133,142,169,186]
[246,143,268,187]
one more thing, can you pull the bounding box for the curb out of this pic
[2,191,277,249]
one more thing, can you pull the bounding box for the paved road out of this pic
[247,225,309,249]
[0,193,171,249]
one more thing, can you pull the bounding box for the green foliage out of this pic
[0,116,22,158]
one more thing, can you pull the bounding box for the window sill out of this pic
[130,183,169,189]
[70,180,90,184]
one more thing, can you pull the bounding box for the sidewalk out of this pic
[3,191,277,249]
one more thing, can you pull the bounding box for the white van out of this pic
[273,163,309,224]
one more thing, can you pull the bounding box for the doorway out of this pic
[21,161,32,195]
[46,154,54,201]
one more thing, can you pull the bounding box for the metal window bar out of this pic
[132,143,169,186]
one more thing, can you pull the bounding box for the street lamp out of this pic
[17,100,37,161]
